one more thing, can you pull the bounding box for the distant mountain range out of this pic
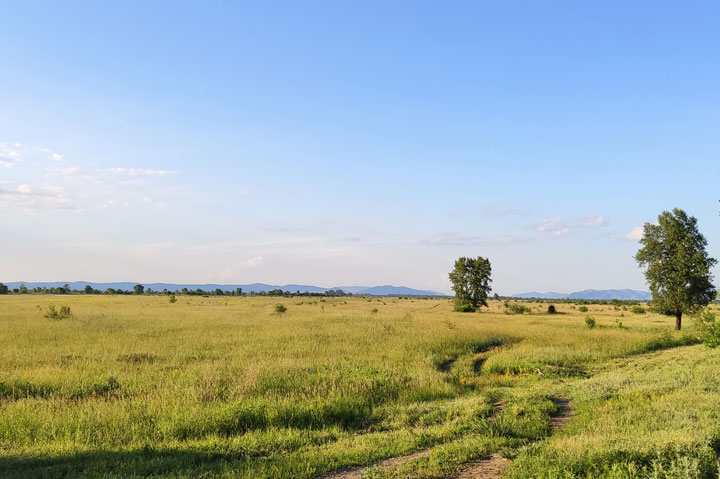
[511,289,651,300]
[3,281,446,297]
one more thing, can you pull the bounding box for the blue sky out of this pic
[1,1,719,294]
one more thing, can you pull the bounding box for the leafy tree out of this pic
[635,208,717,330]
[448,256,492,311]
[18,283,28,294]
[84,285,94,294]
[215,288,223,296]
[0,283,8,294]
[133,284,145,295]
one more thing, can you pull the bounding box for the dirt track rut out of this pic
[454,396,574,479]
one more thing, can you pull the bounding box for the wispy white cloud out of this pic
[535,217,572,237]
[535,213,607,238]
[108,168,177,177]
[0,142,22,167]
[624,225,644,241]
[579,213,606,227]
[482,205,519,217]
[246,255,265,267]
[1,142,182,213]
[0,185,77,211]
[47,166,82,177]
[425,233,531,246]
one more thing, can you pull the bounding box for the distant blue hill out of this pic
[337,285,442,296]
[4,281,446,296]
[512,289,651,300]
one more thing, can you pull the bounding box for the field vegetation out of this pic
[0,295,719,478]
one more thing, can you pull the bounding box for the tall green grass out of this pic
[0,295,716,478]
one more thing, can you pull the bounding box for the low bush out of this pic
[506,303,531,315]
[630,305,646,314]
[45,305,71,320]
[453,302,476,313]
[169,294,177,303]
[274,304,287,313]
[578,306,588,313]
[547,305,557,314]
[585,316,596,329]
[695,310,720,348]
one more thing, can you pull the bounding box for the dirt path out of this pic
[549,397,573,432]
[317,449,434,479]
[454,397,574,479]
[317,398,572,479]
[455,454,510,479]
[317,402,506,479]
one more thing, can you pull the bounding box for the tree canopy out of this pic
[635,208,717,330]
[448,256,492,311]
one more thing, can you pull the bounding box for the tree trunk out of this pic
[675,310,682,330]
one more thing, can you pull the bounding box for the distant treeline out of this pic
[498,296,645,306]
[488,293,650,305]
[0,283,351,297]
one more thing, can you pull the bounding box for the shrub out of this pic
[45,305,71,320]
[630,305,646,314]
[370,308,378,313]
[274,304,287,314]
[506,303,530,315]
[169,294,177,303]
[702,322,720,348]
[547,305,557,314]
[578,306,588,313]
[696,311,720,348]
[454,302,476,313]
[585,316,596,329]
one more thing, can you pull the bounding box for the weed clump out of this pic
[117,352,156,364]
[696,311,720,348]
[45,305,71,320]
[453,302,476,312]
[585,316,596,329]
[169,294,177,303]
[274,304,287,314]
[505,303,530,315]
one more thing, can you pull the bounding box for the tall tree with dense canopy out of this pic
[635,208,717,330]
[448,256,492,311]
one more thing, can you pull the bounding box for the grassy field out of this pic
[0,295,718,478]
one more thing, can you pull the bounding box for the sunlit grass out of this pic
[0,295,717,478]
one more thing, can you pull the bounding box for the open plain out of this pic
[1,295,718,479]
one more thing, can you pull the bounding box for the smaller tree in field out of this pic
[133,284,145,295]
[448,256,492,312]
[635,208,717,330]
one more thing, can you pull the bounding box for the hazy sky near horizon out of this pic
[2,1,719,295]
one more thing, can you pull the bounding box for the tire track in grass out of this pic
[317,402,506,479]
[454,397,574,479]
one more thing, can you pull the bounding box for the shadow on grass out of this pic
[0,448,254,479]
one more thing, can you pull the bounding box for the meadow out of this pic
[0,295,718,478]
